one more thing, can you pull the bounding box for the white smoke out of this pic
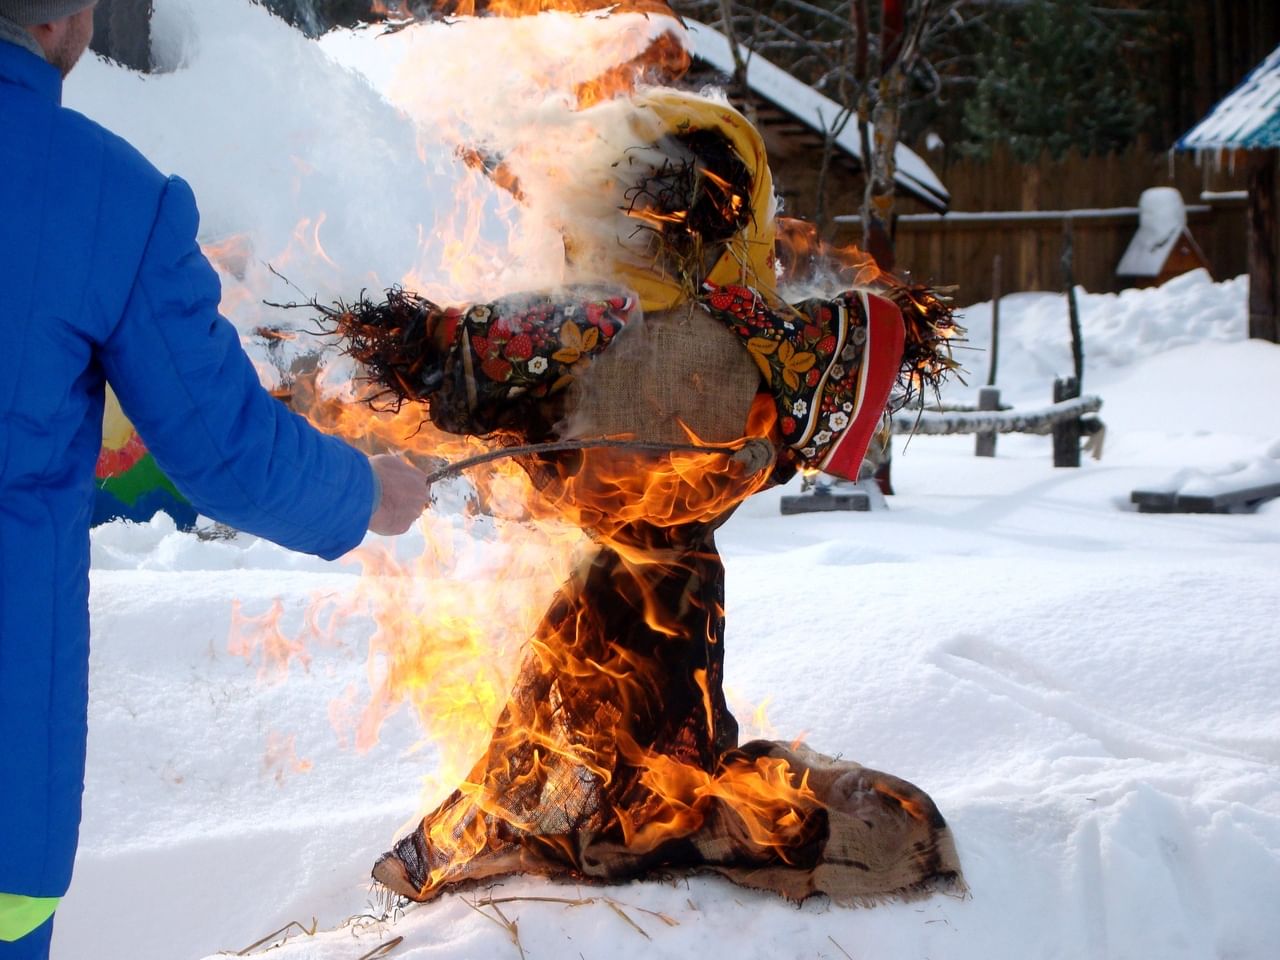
[65,2,729,386]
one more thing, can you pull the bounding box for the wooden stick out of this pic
[421,438,751,486]
[1052,377,1082,468]
[355,936,404,960]
[235,919,317,955]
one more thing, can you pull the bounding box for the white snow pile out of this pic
[48,3,1280,959]
[951,268,1250,404]
[1116,186,1189,279]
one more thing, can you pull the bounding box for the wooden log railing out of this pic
[891,382,1103,467]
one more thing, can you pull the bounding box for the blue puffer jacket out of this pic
[0,42,375,897]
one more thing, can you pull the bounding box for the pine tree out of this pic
[255,0,388,36]
[960,0,1151,161]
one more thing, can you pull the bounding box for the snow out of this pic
[684,19,950,213]
[1140,455,1280,501]
[39,3,1280,958]
[1179,42,1280,151]
[1116,188,1190,278]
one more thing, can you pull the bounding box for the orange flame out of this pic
[262,730,315,784]
[574,31,690,107]
[775,216,885,289]
[228,598,311,682]
[622,751,818,859]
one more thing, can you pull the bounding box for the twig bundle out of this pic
[882,281,966,406]
[320,288,446,410]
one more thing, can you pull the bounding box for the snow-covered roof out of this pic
[684,20,950,212]
[1177,43,1280,151]
[1116,187,1187,277]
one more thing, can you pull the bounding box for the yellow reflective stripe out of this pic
[0,894,59,942]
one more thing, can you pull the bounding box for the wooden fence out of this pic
[830,142,1251,305]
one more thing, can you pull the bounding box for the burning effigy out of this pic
[322,89,964,906]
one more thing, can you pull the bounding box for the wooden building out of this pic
[1179,44,1280,342]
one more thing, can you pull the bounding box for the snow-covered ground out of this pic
[49,2,1280,958]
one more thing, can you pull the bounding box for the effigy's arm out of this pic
[330,285,638,438]
[699,282,962,481]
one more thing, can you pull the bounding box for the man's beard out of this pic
[47,16,92,78]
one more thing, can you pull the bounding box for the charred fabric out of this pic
[318,91,965,908]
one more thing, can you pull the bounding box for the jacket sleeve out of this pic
[99,176,375,560]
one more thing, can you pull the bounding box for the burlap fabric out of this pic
[695,742,964,904]
[563,301,760,446]
[573,741,963,906]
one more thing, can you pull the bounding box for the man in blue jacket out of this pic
[0,3,434,955]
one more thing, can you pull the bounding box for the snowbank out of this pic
[945,268,1251,406]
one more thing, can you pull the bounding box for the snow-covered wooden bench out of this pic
[1131,459,1280,513]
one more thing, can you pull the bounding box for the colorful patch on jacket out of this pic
[701,283,905,481]
[95,431,148,479]
[93,452,197,530]
[97,386,148,478]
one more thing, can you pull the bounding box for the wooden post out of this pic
[1052,377,1081,468]
[1247,150,1280,342]
[975,387,1000,458]
[1061,220,1085,386]
[988,254,1001,386]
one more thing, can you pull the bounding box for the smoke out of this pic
[318,12,709,299]
[69,2,748,385]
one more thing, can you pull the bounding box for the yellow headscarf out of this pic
[597,91,779,312]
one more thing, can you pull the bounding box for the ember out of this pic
[319,90,965,907]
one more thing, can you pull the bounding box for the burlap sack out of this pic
[563,302,761,445]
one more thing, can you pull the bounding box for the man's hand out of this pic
[368,454,432,536]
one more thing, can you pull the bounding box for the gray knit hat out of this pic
[0,1,95,27]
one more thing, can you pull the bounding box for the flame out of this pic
[574,31,690,107]
[228,598,311,682]
[531,396,776,554]
[220,8,838,887]
[263,730,314,784]
[202,233,253,280]
[622,751,818,859]
[775,216,885,290]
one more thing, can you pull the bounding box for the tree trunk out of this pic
[717,0,758,127]
[862,67,907,272]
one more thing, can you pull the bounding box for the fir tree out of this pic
[960,0,1151,161]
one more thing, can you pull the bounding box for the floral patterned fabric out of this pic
[699,283,906,481]
[423,286,637,436]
